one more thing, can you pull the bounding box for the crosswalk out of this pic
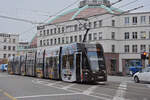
[32,79,150,100]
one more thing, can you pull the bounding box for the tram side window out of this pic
[62,55,67,68]
[69,54,74,69]
[62,54,74,69]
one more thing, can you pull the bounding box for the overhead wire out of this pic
[19,0,81,37]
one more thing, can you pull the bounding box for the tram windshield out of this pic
[87,47,104,72]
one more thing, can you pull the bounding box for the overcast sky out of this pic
[0,0,149,42]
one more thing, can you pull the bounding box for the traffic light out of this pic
[141,52,147,60]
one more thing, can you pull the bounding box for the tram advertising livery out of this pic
[8,43,107,83]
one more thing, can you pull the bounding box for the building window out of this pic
[70,36,73,43]
[111,32,115,40]
[132,32,138,39]
[58,38,60,44]
[112,20,115,26]
[99,20,102,27]
[94,21,98,28]
[140,45,146,52]
[54,28,57,34]
[50,39,53,45]
[141,31,146,39]
[74,36,77,42]
[9,39,11,43]
[124,45,129,53]
[133,17,137,24]
[13,39,16,43]
[50,29,53,35]
[13,46,15,51]
[62,27,64,33]
[79,35,82,42]
[93,33,97,40]
[3,46,7,50]
[58,28,60,33]
[99,32,102,40]
[4,38,7,42]
[40,31,42,36]
[112,45,115,53]
[8,54,11,57]
[40,40,42,46]
[47,29,49,35]
[43,40,46,46]
[88,34,92,41]
[74,25,78,31]
[54,39,57,44]
[62,37,64,44]
[83,23,87,29]
[88,22,91,28]
[141,16,146,23]
[47,39,49,46]
[66,37,69,44]
[3,54,6,58]
[43,30,46,36]
[79,24,82,31]
[13,54,15,57]
[125,17,129,24]
[125,32,129,39]
[132,45,137,53]
[8,46,11,50]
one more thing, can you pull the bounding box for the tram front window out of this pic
[87,48,104,72]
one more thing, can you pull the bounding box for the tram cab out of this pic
[61,43,107,83]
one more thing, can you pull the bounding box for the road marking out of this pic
[15,93,82,99]
[32,80,112,100]
[87,94,111,100]
[3,92,17,100]
[113,82,127,100]
[83,86,98,95]
[61,84,76,90]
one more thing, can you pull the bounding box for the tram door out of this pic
[75,52,82,82]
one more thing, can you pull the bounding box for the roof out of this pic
[48,5,123,24]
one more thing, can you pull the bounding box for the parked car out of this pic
[133,67,150,83]
[0,64,8,72]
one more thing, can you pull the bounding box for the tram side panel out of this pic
[61,44,77,82]
[36,50,45,78]
[20,55,26,76]
[26,52,36,77]
[45,48,60,80]
[8,56,14,74]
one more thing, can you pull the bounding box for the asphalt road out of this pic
[0,72,150,100]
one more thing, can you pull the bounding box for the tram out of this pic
[8,43,107,83]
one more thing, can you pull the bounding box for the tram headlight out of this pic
[102,70,106,74]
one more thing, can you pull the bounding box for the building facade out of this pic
[17,35,37,56]
[0,33,19,64]
[37,0,150,75]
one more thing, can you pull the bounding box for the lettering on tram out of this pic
[8,43,107,83]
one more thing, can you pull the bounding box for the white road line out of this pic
[61,84,76,90]
[82,86,98,95]
[15,93,82,99]
[87,94,111,100]
[113,82,127,100]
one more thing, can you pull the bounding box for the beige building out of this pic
[37,0,150,75]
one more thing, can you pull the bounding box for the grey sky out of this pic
[0,0,149,42]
